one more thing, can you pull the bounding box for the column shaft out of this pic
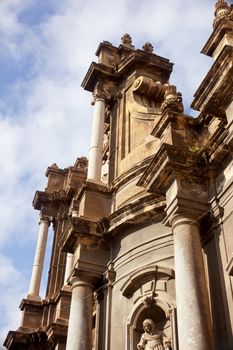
[66,279,93,350]
[28,216,50,300]
[64,253,74,284]
[172,215,213,350]
[87,98,105,181]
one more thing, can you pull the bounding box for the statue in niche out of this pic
[137,319,171,350]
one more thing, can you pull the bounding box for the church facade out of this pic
[4,1,233,350]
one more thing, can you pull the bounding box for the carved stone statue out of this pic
[137,319,171,350]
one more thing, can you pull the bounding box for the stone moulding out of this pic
[46,323,68,348]
[81,48,173,94]
[121,265,175,298]
[102,194,166,234]
[112,155,154,190]
[3,330,49,350]
[137,143,206,194]
[191,45,233,115]
[116,50,173,81]
[60,195,166,246]
[202,18,233,57]
[60,216,103,253]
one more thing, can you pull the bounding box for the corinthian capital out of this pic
[92,81,106,104]
[39,214,51,226]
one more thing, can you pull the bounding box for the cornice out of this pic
[81,50,173,93]
[81,62,115,92]
[32,190,70,214]
[33,190,53,210]
[46,322,68,345]
[137,143,207,194]
[77,179,112,201]
[60,194,166,246]
[60,216,103,253]
[111,155,154,191]
[151,111,196,139]
[116,49,173,80]
[191,45,233,114]
[102,194,166,235]
[201,18,233,57]
[3,330,49,349]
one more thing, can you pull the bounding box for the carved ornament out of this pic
[142,42,154,53]
[103,261,116,287]
[39,214,51,226]
[121,33,133,47]
[214,0,232,28]
[161,85,184,114]
[133,76,166,101]
[92,81,106,104]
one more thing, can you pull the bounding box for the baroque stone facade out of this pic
[4,2,233,350]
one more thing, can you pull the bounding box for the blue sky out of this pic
[0,0,224,345]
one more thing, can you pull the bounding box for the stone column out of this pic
[66,277,94,350]
[63,253,74,285]
[87,92,106,182]
[171,214,213,350]
[28,215,50,300]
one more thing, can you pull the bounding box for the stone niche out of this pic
[134,304,167,346]
[121,265,177,350]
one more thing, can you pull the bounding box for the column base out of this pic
[27,293,41,301]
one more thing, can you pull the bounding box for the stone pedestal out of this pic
[28,215,50,300]
[171,214,213,350]
[87,96,105,182]
[66,278,94,350]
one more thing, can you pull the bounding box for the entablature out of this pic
[191,45,233,116]
[202,18,233,57]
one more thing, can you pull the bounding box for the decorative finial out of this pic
[214,0,231,27]
[142,42,154,53]
[51,163,59,169]
[161,85,184,114]
[121,33,133,47]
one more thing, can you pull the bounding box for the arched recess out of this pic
[122,265,178,350]
[121,264,174,297]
